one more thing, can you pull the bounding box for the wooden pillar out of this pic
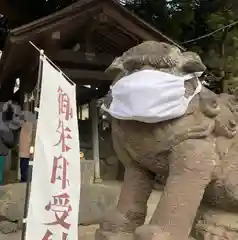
[88,103,91,119]
[90,99,101,182]
[80,105,83,120]
[17,153,21,180]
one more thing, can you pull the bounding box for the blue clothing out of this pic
[20,157,29,182]
[0,156,4,184]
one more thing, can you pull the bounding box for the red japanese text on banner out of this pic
[25,56,80,240]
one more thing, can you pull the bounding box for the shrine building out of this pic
[0,0,183,183]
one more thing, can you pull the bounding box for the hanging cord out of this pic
[183,20,238,44]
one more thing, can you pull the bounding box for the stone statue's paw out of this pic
[99,209,131,232]
[96,208,146,240]
[100,209,145,233]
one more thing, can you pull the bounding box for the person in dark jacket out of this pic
[0,100,21,184]
[0,14,15,183]
[0,129,19,183]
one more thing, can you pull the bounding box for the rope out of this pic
[183,20,238,44]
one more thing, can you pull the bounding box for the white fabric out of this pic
[26,57,81,240]
[102,69,203,123]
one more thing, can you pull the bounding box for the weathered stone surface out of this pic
[0,183,26,234]
[0,183,26,221]
[0,221,19,234]
[193,208,238,240]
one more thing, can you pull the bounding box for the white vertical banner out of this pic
[26,56,81,240]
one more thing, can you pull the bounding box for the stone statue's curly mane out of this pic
[106,41,206,81]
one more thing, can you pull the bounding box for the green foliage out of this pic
[125,0,238,93]
[204,4,238,92]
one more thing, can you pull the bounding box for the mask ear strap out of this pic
[187,78,202,102]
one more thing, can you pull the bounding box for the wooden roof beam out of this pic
[52,50,115,67]
[63,68,112,82]
[103,5,157,41]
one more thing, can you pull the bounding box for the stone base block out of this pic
[79,184,119,225]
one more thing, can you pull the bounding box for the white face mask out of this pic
[102,69,203,123]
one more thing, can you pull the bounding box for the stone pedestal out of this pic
[81,160,95,184]
[79,184,119,225]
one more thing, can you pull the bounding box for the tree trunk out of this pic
[219,29,228,93]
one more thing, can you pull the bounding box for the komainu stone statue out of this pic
[95,41,238,240]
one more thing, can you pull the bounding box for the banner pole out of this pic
[29,41,74,85]
[21,48,44,240]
